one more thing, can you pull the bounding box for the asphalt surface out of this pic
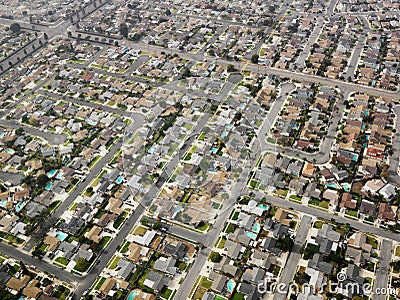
[0,120,67,145]
[272,216,312,300]
[372,239,392,300]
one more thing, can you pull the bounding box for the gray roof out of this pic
[154,256,176,275]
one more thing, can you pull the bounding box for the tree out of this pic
[36,174,49,188]
[153,222,163,230]
[10,23,21,33]
[43,33,48,40]
[140,218,149,226]
[209,252,222,263]
[251,54,259,64]
[119,23,129,38]
[227,64,235,72]
[15,127,24,136]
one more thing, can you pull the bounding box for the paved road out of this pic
[273,216,312,300]
[0,242,79,284]
[0,120,67,145]
[372,239,392,300]
[345,16,370,80]
[260,193,400,242]
[388,105,400,184]
[295,16,323,69]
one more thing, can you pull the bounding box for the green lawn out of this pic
[216,236,227,249]
[289,195,302,202]
[313,221,324,229]
[55,257,69,266]
[120,240,130,254]
[94,277,106,290]
[367,236,378,249]
[109,256,121,269]
[199,276,212,289]
[160,287,173,299]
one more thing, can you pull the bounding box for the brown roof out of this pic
[6,275,30,291]
[44,235,60,252]
[378,202,395,221]
[99,278,117,295]
[23,279,42,298]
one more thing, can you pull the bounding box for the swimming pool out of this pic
[227,279,235,293]
[127,291,139,300]
[148,147,154,154]
[252,223,261,233]
[0,200,7,208]
[211,147,218,154]
[116,176,124,184]
[326,183,338,189]
[15,201,25,212]
[47,169,57,178]
[45,182,52,191]
[258,205,268,211]
[56,171,63,180]
[5,149,14,154]
[245,231,257,239]
[342,183,351,192]
[56,231,68,241]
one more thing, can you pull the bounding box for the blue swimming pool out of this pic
[127,291,139,300]
[326,183,338,189]
[227,279,235,292]
[245,231,257,239]
[342,183,351,192]
[252,223,261,233]
[47,169,57,178]
[148,147,154,154]
[258,205,268,211]
[45,182,52,191]
[56,171,63,180]
[56,231,68,241]
[15,201,25,212]
[5,149,14,154]
[116,176,124,184]
[211,147,218,154]
[0,200,7,208]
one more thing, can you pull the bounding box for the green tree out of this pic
[36,174,49,188]
[251,54,259,64]
[209,251,222,263]
[119,23,129,38]
[10,23,21,33]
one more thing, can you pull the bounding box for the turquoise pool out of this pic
[56,171,63,180]
[342,183,351,192]
[211,147,218,154]
[45,182,52,191]
[245,231,257,239]
[227,279,235,292]
[252,223,261,233]
[5,149,14,154]
[127,291,139,300]
[258,205,268,211]
[116,176,124,184]
[47,169,57,178]
[0,200,7,208]
[326,183,338,189]
[148,147,154,154]
[56,231,68,241]
[15,201,25,212]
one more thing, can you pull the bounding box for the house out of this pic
[215,257,238,277]
[362,179,385,195]
[143,271,168,292]
[163,242,188,259]
[154,257,176,275]
[224,240,243,259]
[379,184,396,201]
[340,193,357,209]
[378,202,395,221]
[116,259,135,280]
[250,250,275,269]
[307,254,333,274]
[209,271,228,294]
[242,267,266,284]
[359,200,377,218]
